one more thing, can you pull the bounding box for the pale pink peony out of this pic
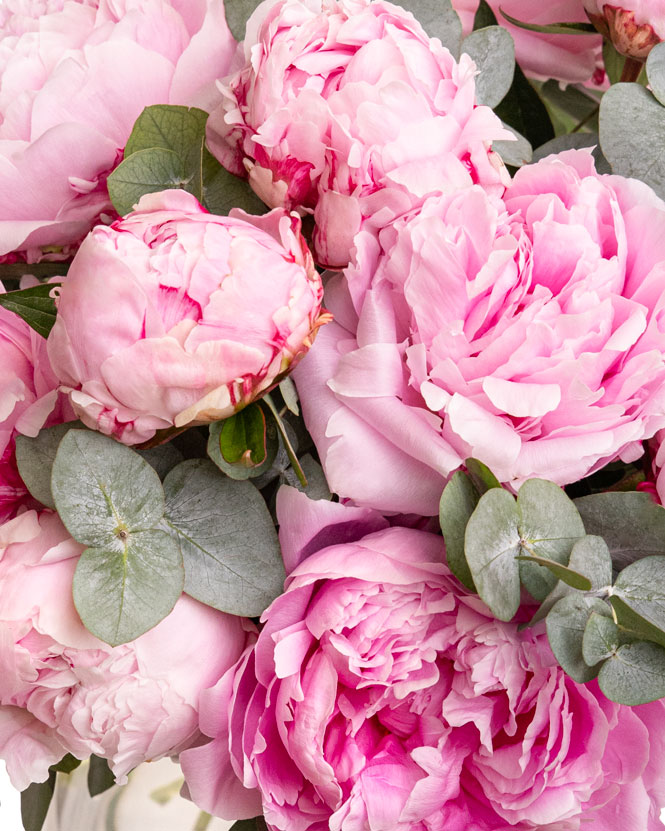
[453,0,604,84]
[207,0,512,268]
[582,0,665,58]
[0,508,252,791]
[181,487,665,831]
[295,150,665,515]
[0,0,236,260]
[0,283,74,520]
[47,189,327,445]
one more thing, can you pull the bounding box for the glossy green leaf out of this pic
[598,641,665,705]
[0,283,60,338]
[87,755,115,797]
[208,410,278,481]
[21,773,56,831]
[546,595,610,682]
[582,612,620,666]
[163,460,284,616]
[439,471,479,590]
[15,422,84,509]
[462,26,515,108]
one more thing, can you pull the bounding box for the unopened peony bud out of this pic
[583,1,664,59]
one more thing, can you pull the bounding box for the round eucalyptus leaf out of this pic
[612,555,665,634]
[582,612,620,667]
[15,421,83,509]
[52,430,165,548]
[598,641,665,705]
[647,41,665,107]
[462,26,514,108]
[440,471,479,591]
[393,0,462,57]
[546,595,610,683]
[107,147,188,216]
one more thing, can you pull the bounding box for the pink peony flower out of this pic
[207,0,511,268]
[181,487,665,831]
[295,150,665,515]
[0,508,253,791]
[582,0,665,59]
[0,0,236,260]
[46,189,327,445]
[453,0,604,84]
[0,283,74,521]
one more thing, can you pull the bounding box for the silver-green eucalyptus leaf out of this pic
[462,26,514,108]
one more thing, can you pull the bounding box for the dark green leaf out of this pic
[0,283,60,338]
[52,430,165,548]
[462,26,515,108]
[21,773,56,831]
[225,0,265,41]
[51,754,82,775]
[516,554,591,590]
[498,9,598,35]
[208,410,278,481]
[439,471,479,590]
[464,458,501,494]
[495,64,555,148]
[203,163,269,216]
[393,0,462,58]
[15,422,83,509]
[603,40,625,86]
[582,612,620,666]
[219,405,269,466]
[163,460,284,616]
[546,595,610,682]
[72,529,184,646]
[473,0,497,29]
[263,394,308,488]
[124,106,209,161]
[464,487,521,620]
[574,492,665,569]
[107,148,188,216]
[598,641,665,705]
[229,818,269,831]
[87,755,115,797]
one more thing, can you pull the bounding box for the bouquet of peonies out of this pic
[5,0,665,829]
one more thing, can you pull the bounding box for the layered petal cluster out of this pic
[0,0,235,259]
[47,190,326,445]
[207,0,511,268]
[0,509,252,791]
[0,284,74,521]
[181,488,665,831]
[452,0,604,84]
[296,150,665,514]
[583,0,665,58]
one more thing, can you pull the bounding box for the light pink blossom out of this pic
[47,190,326,445]
[181,487,665,831]
[207,0,511,268]
[295,150,665,515]
[0,0,236,260]
[582,0,665,58]
[0,508,252,791]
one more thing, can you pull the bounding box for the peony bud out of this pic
[583,1,664,59]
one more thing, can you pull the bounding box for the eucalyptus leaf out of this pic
[136,443,184,481]
[87,755,115,797]
[493,124,532,167]
[598,641,665,705]
[163,460,285,616]
[394,0,462,58]
[124,105,208,161]
[283,453,332,501]
[52,430,165,548]
[15,422,84,509]
[574,492,665,568]
[0,283,60,338]
[600,84,665,200]
[21,773,56,831]
[609,596,665,649]
[107,147,188,215]
[462,26,514,108]
[202,163,269,216]
[72,529,184,646]
[538,80,600,134]
[516,554,591,591]
[546,595,610,683]
[647,41,665,107]
[533,133,610,173]
[612,556,665,634]
[464,487,521,620]
[225,0,265,41]
[439,471,479,590]
[464,458,501,494]
[582,612,620,666]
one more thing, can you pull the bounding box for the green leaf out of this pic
[72,528,184,646]
[493,124,533,168]
[202,162,269,216]
[582,612,620,666]
[107,147,188,215]
[208,410,278,481]
[647,41,665,107]
[516,479,586,601]
[473,0,497,29]
[574,492,665,569]
[283,453,332,501]
[124,105,209,161]
[609,596,665,649]
[494,64,555,149]
[0,283,60,338]
[462,26,515,108]
[163,459,285,616]
[439,471,479,590]
[546,594,610,682]
[136,443,184,481]
[51,754,82,775]
[279,377,300,416]
[393,0,462,58]
[533,133,610,174]
[464,458,501,494]
[464,487,521,620]
[612,556,665,634]
[87,755,115,797]
[225,0,264,41]
[600,84,665,200]
[598,641,665,705]
[538,80,600,135]
[229,818,269,831]
[603,40,625,86]
[516,554,591,590]
[15,422,83,509]
[498,9,598,35]
[21,773,56,831]
[52,430,165,548]
[263,394,308,488]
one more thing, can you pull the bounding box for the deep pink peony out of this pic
[0,508,252,791]
[207,0,511,268]
[0,283,74,521]
[181,487,665,831]
[0,0,235,260]
[582,0,665,58]
[295,150,665,515]
[47,189,327,445]
[452,0,604,84]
